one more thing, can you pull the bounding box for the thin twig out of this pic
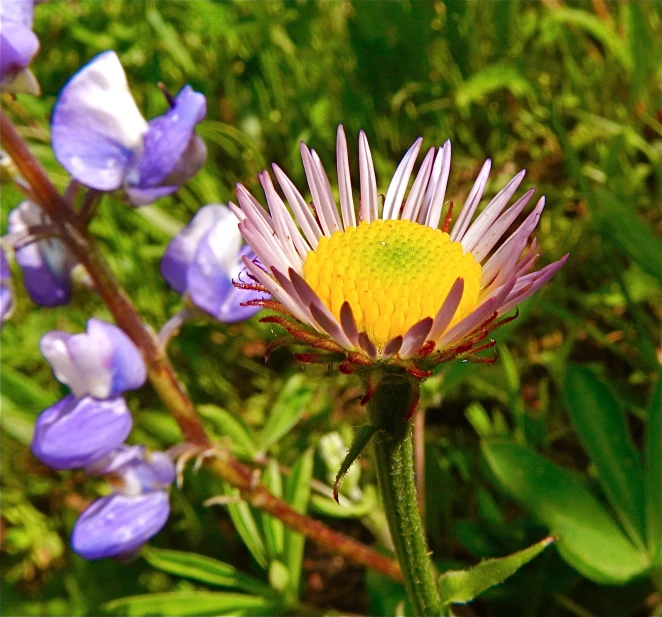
[0,109,403,583]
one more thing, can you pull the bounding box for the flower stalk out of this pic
[366,377,442,616]
[0,109,402,583]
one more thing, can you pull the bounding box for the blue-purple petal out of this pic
[31,395,133,470]
[51,51,148,191]
[127,86,206,190]
[71,492,170,560]
[14,240,72,307]
[0,22,39,81]
[0,247,13,323]
[161,204,227,293]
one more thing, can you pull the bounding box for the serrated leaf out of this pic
[483,441,650,583]
[198,405,257,458]
[103,591,284,617]
[259,375,314,451]
[333,424,377,502]
[645,371,661,563]
[282,448,313,601]
[439,536,554,607]
[564,365,646,548]
[142,547,269,595]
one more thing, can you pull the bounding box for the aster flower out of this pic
[51,51,207,206]
[234,126,567,382]
[7,200,74,307]
[40,318,147,399]
[161,204,264,322]
[31,395,133,470]
[0,0,40,94]
[71,446,175,560]
[0,246,13,324]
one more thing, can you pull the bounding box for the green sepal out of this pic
[439,536,555,610]
[333,424,379,503]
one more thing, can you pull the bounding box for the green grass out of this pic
[2,1,660,615]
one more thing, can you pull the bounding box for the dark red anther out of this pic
[416,340,436,359]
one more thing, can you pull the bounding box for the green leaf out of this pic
[438,536,554,608]
[142,547,269,595]
[220,483,269,569]
[455,65,534,108]
[282,448,314,601]
[1,364,52,409]
[645,371,661,563]
[311,494,373,518]
[564,365,646,548]
[333,424,378,502]
[261,460,285,559]
[259,375,314,451]
[103,591,284,617]
[482,441,650,583]
[198,405,258,458]
[146,9,196,74]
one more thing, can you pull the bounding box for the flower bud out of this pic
[40,318,146,399]
[31,395,132,470]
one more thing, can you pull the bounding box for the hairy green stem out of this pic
[367,379,442,616]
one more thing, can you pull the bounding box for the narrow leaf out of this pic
[483,441,649,584]
[104,591,284,617]
[333,424,378,502]
[439,537,554,607]
[142,547,269,595]
[645,371,661,563]
[282,448,314,601]
[564,365,646,548]
[259,375,314,451]
[261,459,285,559]
[198,405,257,458]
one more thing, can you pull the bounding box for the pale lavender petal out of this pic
[86,444,145,476]
[437,297,499,349]
[309,303,352,349]
[336,125,356,229]
[117,451,176,496]
[359,131,378,222]
[0,22,38,82]
[260,171,306,267]
[127,86,206,191]
[422,141,451,229]
[311,149,343,230]
[339,301,360,347]
[358,332,378,360]
[272,163,321,248]
[71,492,170,560]
[381,335,403,359]
[399,317,434,359]
[31,395,132,470]
[471,188,536,263]
[460,170,526,252]
[270,266,314,323]
[383,137,422,220]
[0,0,34,27]
[400,147,435,222]
[449,159,492,242]
[428,278,465,342]
[300,144,338,236]
[498,255,568,314]
[161,204,227,293]
[52,51,148,191]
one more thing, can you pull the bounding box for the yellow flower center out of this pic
[303,219,482,348]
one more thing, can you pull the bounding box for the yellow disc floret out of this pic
[303,219,482,348]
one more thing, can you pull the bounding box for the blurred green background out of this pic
[1,1,660,615]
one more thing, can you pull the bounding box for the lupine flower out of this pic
[234,126,567,379]
[161,204,265,322]
[51,51,207,206]
[40,318,147,399]
[0,247,14,323]
[31,395,133,470]
[0,0,40,94]
[7,200,73,307]
[71,446,175,560]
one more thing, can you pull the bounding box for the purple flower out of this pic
[161,204,265,322]
[71,492,170,560]
[51,51,207,206]
[0,247,14,324]
[0,0,40,94]
[40,318,147,399]
[72,446,175,560]
[31,395,133,470]
[7,200,73,307]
